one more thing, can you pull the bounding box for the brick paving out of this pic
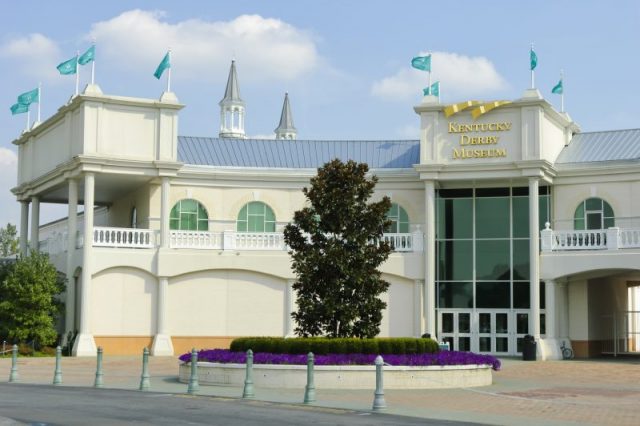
[1,355,639,425]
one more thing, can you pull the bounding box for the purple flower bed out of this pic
[179,349,501,371]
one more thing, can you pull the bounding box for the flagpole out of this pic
[26,110,30,131]
[530,43,535,89]
[75,51,80,96]
[427,51,432,93]
[37,82,41,123]
[167,49,172,92]
[91,39,96,85]
[560,69,565,113]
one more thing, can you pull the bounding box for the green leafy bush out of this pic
[230,337,439,355]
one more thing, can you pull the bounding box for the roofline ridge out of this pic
[178,135,420,142]
[575,127,640,135]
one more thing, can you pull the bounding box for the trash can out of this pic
[522,334,536,361]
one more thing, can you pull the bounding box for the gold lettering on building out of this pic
[452,148,507,159]
[449,121,512,160]
[448,122,512,133]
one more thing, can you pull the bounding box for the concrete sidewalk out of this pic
[1,355,639,425]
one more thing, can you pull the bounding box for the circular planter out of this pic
[178,362,492,389]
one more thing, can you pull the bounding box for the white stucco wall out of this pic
[91,267,157,335]
[167,270,286,336]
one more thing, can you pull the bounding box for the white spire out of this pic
[219,60,246,138]
[275,92,297,140]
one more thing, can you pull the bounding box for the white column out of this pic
[19,201,29,256]
[73,173,97,356]
[65,179,78,340]
[529,178,541,342]
[414,280,425,337]
[30,196,40,252]
[424,181,436,338]
[545,280,556,338]
[160,177,170,249]
[151,276,174,355]
[285,279,295,337]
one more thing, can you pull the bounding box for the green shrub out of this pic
[361,339,378,354]
[40,346,57,356]
[17,343,34,356]
[229,337,439,355]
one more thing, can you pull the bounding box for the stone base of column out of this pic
[539,337,562,360]
[151,334,174,356]
[72,333,97,357]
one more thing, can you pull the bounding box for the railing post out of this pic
[372,355,386,411]
[223,230,236,251]
[53,346,62,385]
[412,230,424,252]
[242,349,255,398]
[94,347,104,388]
[139,347,150,391]
[540,222,553,252]
[187,348,199,394]
[9,344,18,383]
[606,227,620,250]
[303,352,316,404]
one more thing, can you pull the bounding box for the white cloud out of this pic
[371,51,508,101]
[0,33,61,82]
[0,148,19,227]
[89,10,321,82]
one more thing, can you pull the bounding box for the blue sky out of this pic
[1,0,639,227]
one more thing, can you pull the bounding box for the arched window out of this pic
[169,199,209,231]
[386,203,410,233]
[574,198,615,230]
[237,201,276,232]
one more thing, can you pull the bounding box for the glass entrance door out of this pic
[439,311,472,352]
[477,311,510,354]
[439,309,528,355]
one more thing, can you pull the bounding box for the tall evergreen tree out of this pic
[284,159,392,338]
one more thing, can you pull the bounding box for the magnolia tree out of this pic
[284,159,392,338]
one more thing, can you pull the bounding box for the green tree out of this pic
[0,223,19,257]
[284,159,392,338]
[0,251,65,345]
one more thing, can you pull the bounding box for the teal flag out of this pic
[551,79,563,95]
[423,81,440,96]
[10,103,29,115]
[57,56,78,75]
[411,55,431,72]
[78,45,95,65]
[17,88,39,105]
[154,52,171,79]
[530,49,538,71]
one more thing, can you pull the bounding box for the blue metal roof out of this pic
[178,137,420,169]
[556,129,640,164]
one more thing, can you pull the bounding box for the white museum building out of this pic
[11,61,640,359]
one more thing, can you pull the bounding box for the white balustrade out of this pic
[93,227,155,248]
[79,228,420,252]
[381,233,414,252]
[541,225,640,252]
[169,230,222,249]
[551,230,607,250]
[234,232,286,250]
[618,228,640,249]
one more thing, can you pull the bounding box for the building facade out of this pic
[12,63,640,359]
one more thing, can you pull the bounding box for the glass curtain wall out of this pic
[436,186,550,352]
